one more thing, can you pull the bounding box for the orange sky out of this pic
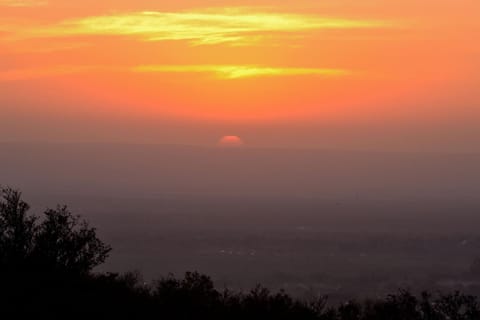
[1,0,479,149]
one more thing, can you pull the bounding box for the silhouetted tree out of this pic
[0,187,37,270]
[419,291,442,320]
[33,205,111,274]
[153,272,222,318]
[338,301,362,320]
[435,291,480,320]
[0,187,111,274]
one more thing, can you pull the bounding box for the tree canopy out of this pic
[0,187,111,274]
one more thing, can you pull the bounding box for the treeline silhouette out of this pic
[1,187,479,319]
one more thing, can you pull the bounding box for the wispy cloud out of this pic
[0,0,48,7]
[0,64,349,81]
[133,65,349,79]
[0,66,108,81]
[14,7,392,46]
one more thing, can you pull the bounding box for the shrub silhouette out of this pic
[33,205,111,274]
[0,187,37,270]
[1,186,480,319]
[0,187,111,274]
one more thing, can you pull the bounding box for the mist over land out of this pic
[2,142,480,301]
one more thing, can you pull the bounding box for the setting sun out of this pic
[218,135,244,147]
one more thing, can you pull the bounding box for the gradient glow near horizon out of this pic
[0,1,479,149]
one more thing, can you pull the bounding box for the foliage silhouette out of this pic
[0,187,479,319]
[0,187,37,270]
[0,187,111,274]
[33,205,111,274]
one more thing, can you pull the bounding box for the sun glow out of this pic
[218,135,245,147]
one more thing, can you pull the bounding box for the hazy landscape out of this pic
[2,0,480,318]
[3,142,480,302]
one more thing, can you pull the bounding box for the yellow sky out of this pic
[0,0,479,148]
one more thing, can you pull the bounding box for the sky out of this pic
[1,0,479,151]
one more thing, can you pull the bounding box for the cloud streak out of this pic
[0,0,47,7]
[0,64,349,81]
[133,65,348,79]
[15,7,392,46]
